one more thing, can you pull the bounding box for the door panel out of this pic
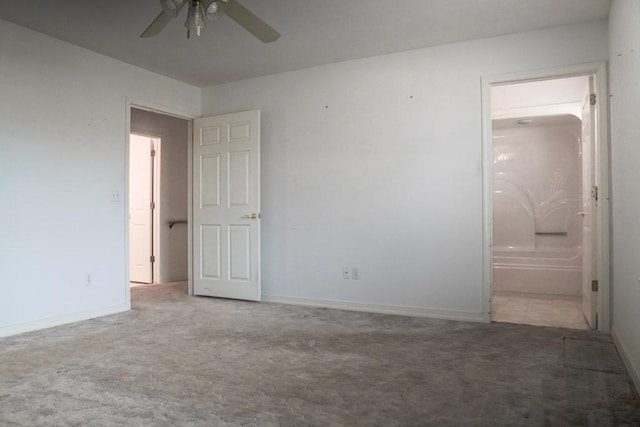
[129,134,154,283]
[193,110,261,301]
[581,83,597,329]
[229,151,250,206]
[201,225,221,279]
[229,225,251,280]
[201,154,221,207]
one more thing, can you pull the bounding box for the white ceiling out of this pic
[0,0,611,88]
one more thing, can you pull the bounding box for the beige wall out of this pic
[609,0,640,389]
[0,18,200,336]
[201,20,608,319]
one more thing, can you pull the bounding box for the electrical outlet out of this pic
[352,267,359,280]
[342,266,352,280]
[85,273,93,286]
[111,190,121,204]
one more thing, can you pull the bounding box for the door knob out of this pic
[242,213,259,220]
[577,212,586,217]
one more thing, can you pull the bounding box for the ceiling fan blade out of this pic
[140,10,173,38]
[220,0,281,43]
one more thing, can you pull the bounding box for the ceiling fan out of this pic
[141,0,280,42]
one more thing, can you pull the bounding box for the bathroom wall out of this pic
[491,76,590,114]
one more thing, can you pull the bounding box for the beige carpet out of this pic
[0,282,638,426]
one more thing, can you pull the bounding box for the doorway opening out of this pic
[127,106,191,295]
[482,64,610,331]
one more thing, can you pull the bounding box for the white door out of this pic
[129,134,154,283]
[193,110,261,301]
[580,83,597,329]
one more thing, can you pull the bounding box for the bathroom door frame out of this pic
[480,62,611,332]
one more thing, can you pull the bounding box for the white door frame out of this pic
[480,62,611,332]
[125,100,196,309]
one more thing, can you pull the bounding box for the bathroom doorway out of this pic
[482,64,610,331]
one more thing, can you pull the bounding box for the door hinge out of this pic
[591,186,598,201]
[150,255,155,263]
[150,202,155,210]
[590,93,596,106]
[591,280,599,292]
[151,149,156,157]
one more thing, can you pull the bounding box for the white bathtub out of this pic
[493,246,582,296]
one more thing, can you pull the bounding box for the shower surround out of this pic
[492,115,583,296]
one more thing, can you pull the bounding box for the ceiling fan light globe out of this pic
[160,0,187,17]
[206,2,218,15]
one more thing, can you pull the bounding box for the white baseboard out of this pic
[612,327,640,394]
[261,295,485,323]
[0,304,129,338]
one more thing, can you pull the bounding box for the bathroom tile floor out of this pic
[492,291,589,330]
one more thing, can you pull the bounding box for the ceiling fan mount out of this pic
[141,0,280,42]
